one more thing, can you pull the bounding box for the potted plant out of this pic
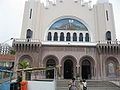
[76,73,80,80]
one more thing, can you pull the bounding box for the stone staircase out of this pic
[56,80,120,90]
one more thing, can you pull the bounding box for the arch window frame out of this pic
[47,32,52,41]
[106,31,111,40]
[73,33,77,41]
[26,29,33,39]
[79,33,83,41]
[66,32,71,41]
[85,33,89,42]
[53,32,58,41]
[60,32,64,41]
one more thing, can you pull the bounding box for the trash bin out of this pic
[10,82,20,90]
[20,81,28,90]
[1,82,11,90]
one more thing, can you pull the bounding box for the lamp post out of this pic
[1,38,13,44]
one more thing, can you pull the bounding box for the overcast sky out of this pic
[0,0,120,45]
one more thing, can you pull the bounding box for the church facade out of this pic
[13,0,120,80]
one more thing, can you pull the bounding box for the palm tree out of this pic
[18,61,30,81]
[19,61,29,69]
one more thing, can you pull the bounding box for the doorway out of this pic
[46,59,56,79]
[64,59,73,79]
[82,60,91,79]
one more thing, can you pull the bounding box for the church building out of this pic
[13,0,120,80]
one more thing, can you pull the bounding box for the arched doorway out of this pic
[64,59,73,79]
[82,60,91,79]
[105,57,119,77]
[19,55,33,80]
[46,59,56,79]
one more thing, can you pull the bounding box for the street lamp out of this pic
[1,38,13,44]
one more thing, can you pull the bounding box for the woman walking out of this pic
[68,78,77,90]
[78,80,83,90]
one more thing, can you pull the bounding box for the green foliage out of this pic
[76,73,80,78]
[10,50,16,55]
[19,61,29,69]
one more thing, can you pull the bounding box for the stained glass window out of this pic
[49,18,88,31]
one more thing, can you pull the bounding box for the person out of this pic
[82,79,87,90]
[68,78,77,90]
[78,80,83,90]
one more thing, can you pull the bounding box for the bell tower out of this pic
[94,0,116,41]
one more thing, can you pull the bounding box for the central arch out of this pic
[64,59,73,79]
[61,55,77,79]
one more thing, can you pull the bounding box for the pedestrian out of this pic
[82,79,87,90]
[68,78,77,90]
[78,80,83,90]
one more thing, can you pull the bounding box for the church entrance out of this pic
[82,60,91,79]
[46,59,56,79]
[64,59,73,79]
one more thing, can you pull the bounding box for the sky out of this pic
[0,0,120,45]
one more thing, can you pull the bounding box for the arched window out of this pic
[79,33,83,41]
[60,32,64,41]
[85,33,89,42]
[106,31,111,40]
[106,58,118,77]
[66,32,71,41]
[54,32,58,41]
[47,32,52,41]
[73,33,77,41]
[26,29,33,39]
[49,18,88,31]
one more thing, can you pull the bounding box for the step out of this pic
[56,80,120,90]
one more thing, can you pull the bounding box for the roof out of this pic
[0,54,15,61]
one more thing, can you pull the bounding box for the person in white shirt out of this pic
[82,79,87,90]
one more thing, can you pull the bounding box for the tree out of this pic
[19,61,30,69]
[18,61,30,81]
[10,50,16,55]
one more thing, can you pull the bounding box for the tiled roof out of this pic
[0,54,15,60]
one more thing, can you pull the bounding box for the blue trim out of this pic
[0,67,11,70]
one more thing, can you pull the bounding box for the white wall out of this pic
[28,81,55,90]
[20,0,116,42]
